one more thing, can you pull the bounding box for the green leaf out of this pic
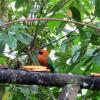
[50,0,59,5]
[93,54,100,67]
[47,21,60,29]
[90,54,100,73]
[47,44,54,52]
[61,40,67,52]
[72,45,80,62]
[48,0,71,15]
[72,35,80,45]
[0,57,6,64]
[0,41,5,54]
[56,22,66,35]
[0,35,5,54]
[5,34,17,49]
[22,33,33,42]
[29,94,38,100]
[12,91,25,100]
[95,0,100,17]
[69,6,81,21]
[82,0,91,10]
[95,22,100,28]
[16,34,29,45]
[90,34,100,45]
[2,91,11,100]
[9,25,27,31]
[15,0,25,8]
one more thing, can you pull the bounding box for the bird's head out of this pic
[32,48,49,56]
[38,49,49,56]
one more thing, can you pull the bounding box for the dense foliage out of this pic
[0,0,100,99]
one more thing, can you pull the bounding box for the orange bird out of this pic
[37,49,55,72]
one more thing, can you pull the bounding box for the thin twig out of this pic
[30,2,46,49]
[38,30,76,49]
[0,18,100,31]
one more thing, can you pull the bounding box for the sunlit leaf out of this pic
[5,34,17,49]
[0,57,7,64]
[2,91,11,100]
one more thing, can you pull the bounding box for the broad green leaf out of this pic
[90,34,100,45]
[0,34,5,41]
[81,0,91,9]
[47,21,60,29]
[0,34,5,54]
[9,0,15,3]
[71,64,83,74]
[54,12,65,18]
[29,94,38,100]
[89,65,100,73]
[15,0,25,8]
[22,33,33,44]
[95,0,100,17]
[61,40,67,52]
[72,35,80,45]
[93,54,100,67]
[85,49,94,57]
[5,34,17,49]
[95,22,100,28]
[56,22,66,35]
[50,0,59,4]
[0,57,6,64]
[22,32,33,41]
[47,44,54,53]
[16,33,33,45]
[2,91,11,100]
[69,6,81,21]
[47,0,73,16]
[9,25,27,31]
[74,0,90,17]
[71,56,92,74]
[72,45,80,62]
[0,41,5,54]
[16,34,29,45]
[12,91,25,100]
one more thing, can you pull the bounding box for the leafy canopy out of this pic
[0,0,100,99]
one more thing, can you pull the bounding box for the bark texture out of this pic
[0,68,99,90]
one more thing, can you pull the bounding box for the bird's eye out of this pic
[39,51,43,55]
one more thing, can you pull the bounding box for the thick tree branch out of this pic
[0,68,100,90]
[58,84,80,100]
